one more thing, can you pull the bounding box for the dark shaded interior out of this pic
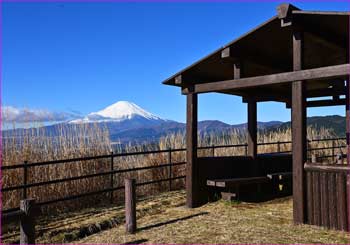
[196,154,292,205]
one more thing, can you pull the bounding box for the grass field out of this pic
[3,125,343,213]
[3,190,349,244]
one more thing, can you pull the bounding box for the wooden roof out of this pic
[162,3,349,102]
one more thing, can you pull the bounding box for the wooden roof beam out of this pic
[175,73,226,87]
[277,3,301,27]
[242,96,290,104]
[286,98,345,109]
[175,75,183,85]
[221,47,287,73]
[307,88,345,98]
[240,87,291,104]
[182,63,350,94]
[305,29,347,51]
[307,98,346,107]
[277,4,347,50]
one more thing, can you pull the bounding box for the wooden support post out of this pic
[346,77,350,231]
[292,29,307,224]
[233,62,241,80]
[125,178,136,233]
[23,161,28,199]
[312,154,318,163]
[247,99,257,158]
[332,139,335,162]
[110,151,114,204]
[346,78,349,165]
[20,199,36,245]
[186,93,198,208]
[168,148,172,191]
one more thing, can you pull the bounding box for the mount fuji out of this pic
[70,101,166,124]
[68,101,177,142]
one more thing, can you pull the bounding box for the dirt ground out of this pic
[2,190,349,244]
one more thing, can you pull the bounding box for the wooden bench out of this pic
[266,171,292,194]
[207,176,269,188]
[266,171,292,181]
[207,176,269,201]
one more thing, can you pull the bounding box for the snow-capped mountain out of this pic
[70,101,164,123]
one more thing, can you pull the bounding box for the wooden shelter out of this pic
[163,3,350,230]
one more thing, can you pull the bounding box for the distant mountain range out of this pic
[2,101,346,145]
[275,115,346,137]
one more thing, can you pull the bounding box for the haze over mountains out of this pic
[2,101,346,145]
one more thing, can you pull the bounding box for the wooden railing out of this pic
[304,162,350,231]
[1,137,346,214]
[1,137,348,243]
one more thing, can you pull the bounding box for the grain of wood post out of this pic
[311,154,317,163]
[20,199,36,245]
[110,151,114,204]
[168,148,172,191]
[125,178,136,233]
[23,161,28,199]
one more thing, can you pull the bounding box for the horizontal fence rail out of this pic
[1,137,347,215]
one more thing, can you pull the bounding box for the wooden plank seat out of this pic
[266,171,292,181]
[207,176,270,201]
[206,176,269,188]
[267,171,292,195]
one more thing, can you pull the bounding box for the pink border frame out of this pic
[0,1,349,245]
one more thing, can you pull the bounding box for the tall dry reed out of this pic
[1,123,345,214]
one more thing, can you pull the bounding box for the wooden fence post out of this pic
[168,148,172,191]
[277,141,281,153]
[23,161,28,199]
[110,151,114,204]
[20,199,36,244]
[211,145,215,157]
[245,144,248,156]
[332,139,335,162]
[125,178,136,233]
[311,154,317,163]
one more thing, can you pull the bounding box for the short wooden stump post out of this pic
[125,178,136,233]
[20,199,36,244]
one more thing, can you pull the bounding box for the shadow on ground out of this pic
[123,238,148,244]
[138,212,209,232]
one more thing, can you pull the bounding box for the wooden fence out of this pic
[1,179,143,244]
[1,137,348,243]
[1,137,346,215]
[2,199,37,244]
[305,162,350,231]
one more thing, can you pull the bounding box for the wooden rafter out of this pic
[182,64,350,94]
[307,98,346,107]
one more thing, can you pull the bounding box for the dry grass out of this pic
[78,191,350,244]
[1,191,186,244]
[2,124,346,214]
[3,190,347,244]
[2,123,113,212]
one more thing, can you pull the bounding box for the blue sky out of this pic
[2,1,349,124]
